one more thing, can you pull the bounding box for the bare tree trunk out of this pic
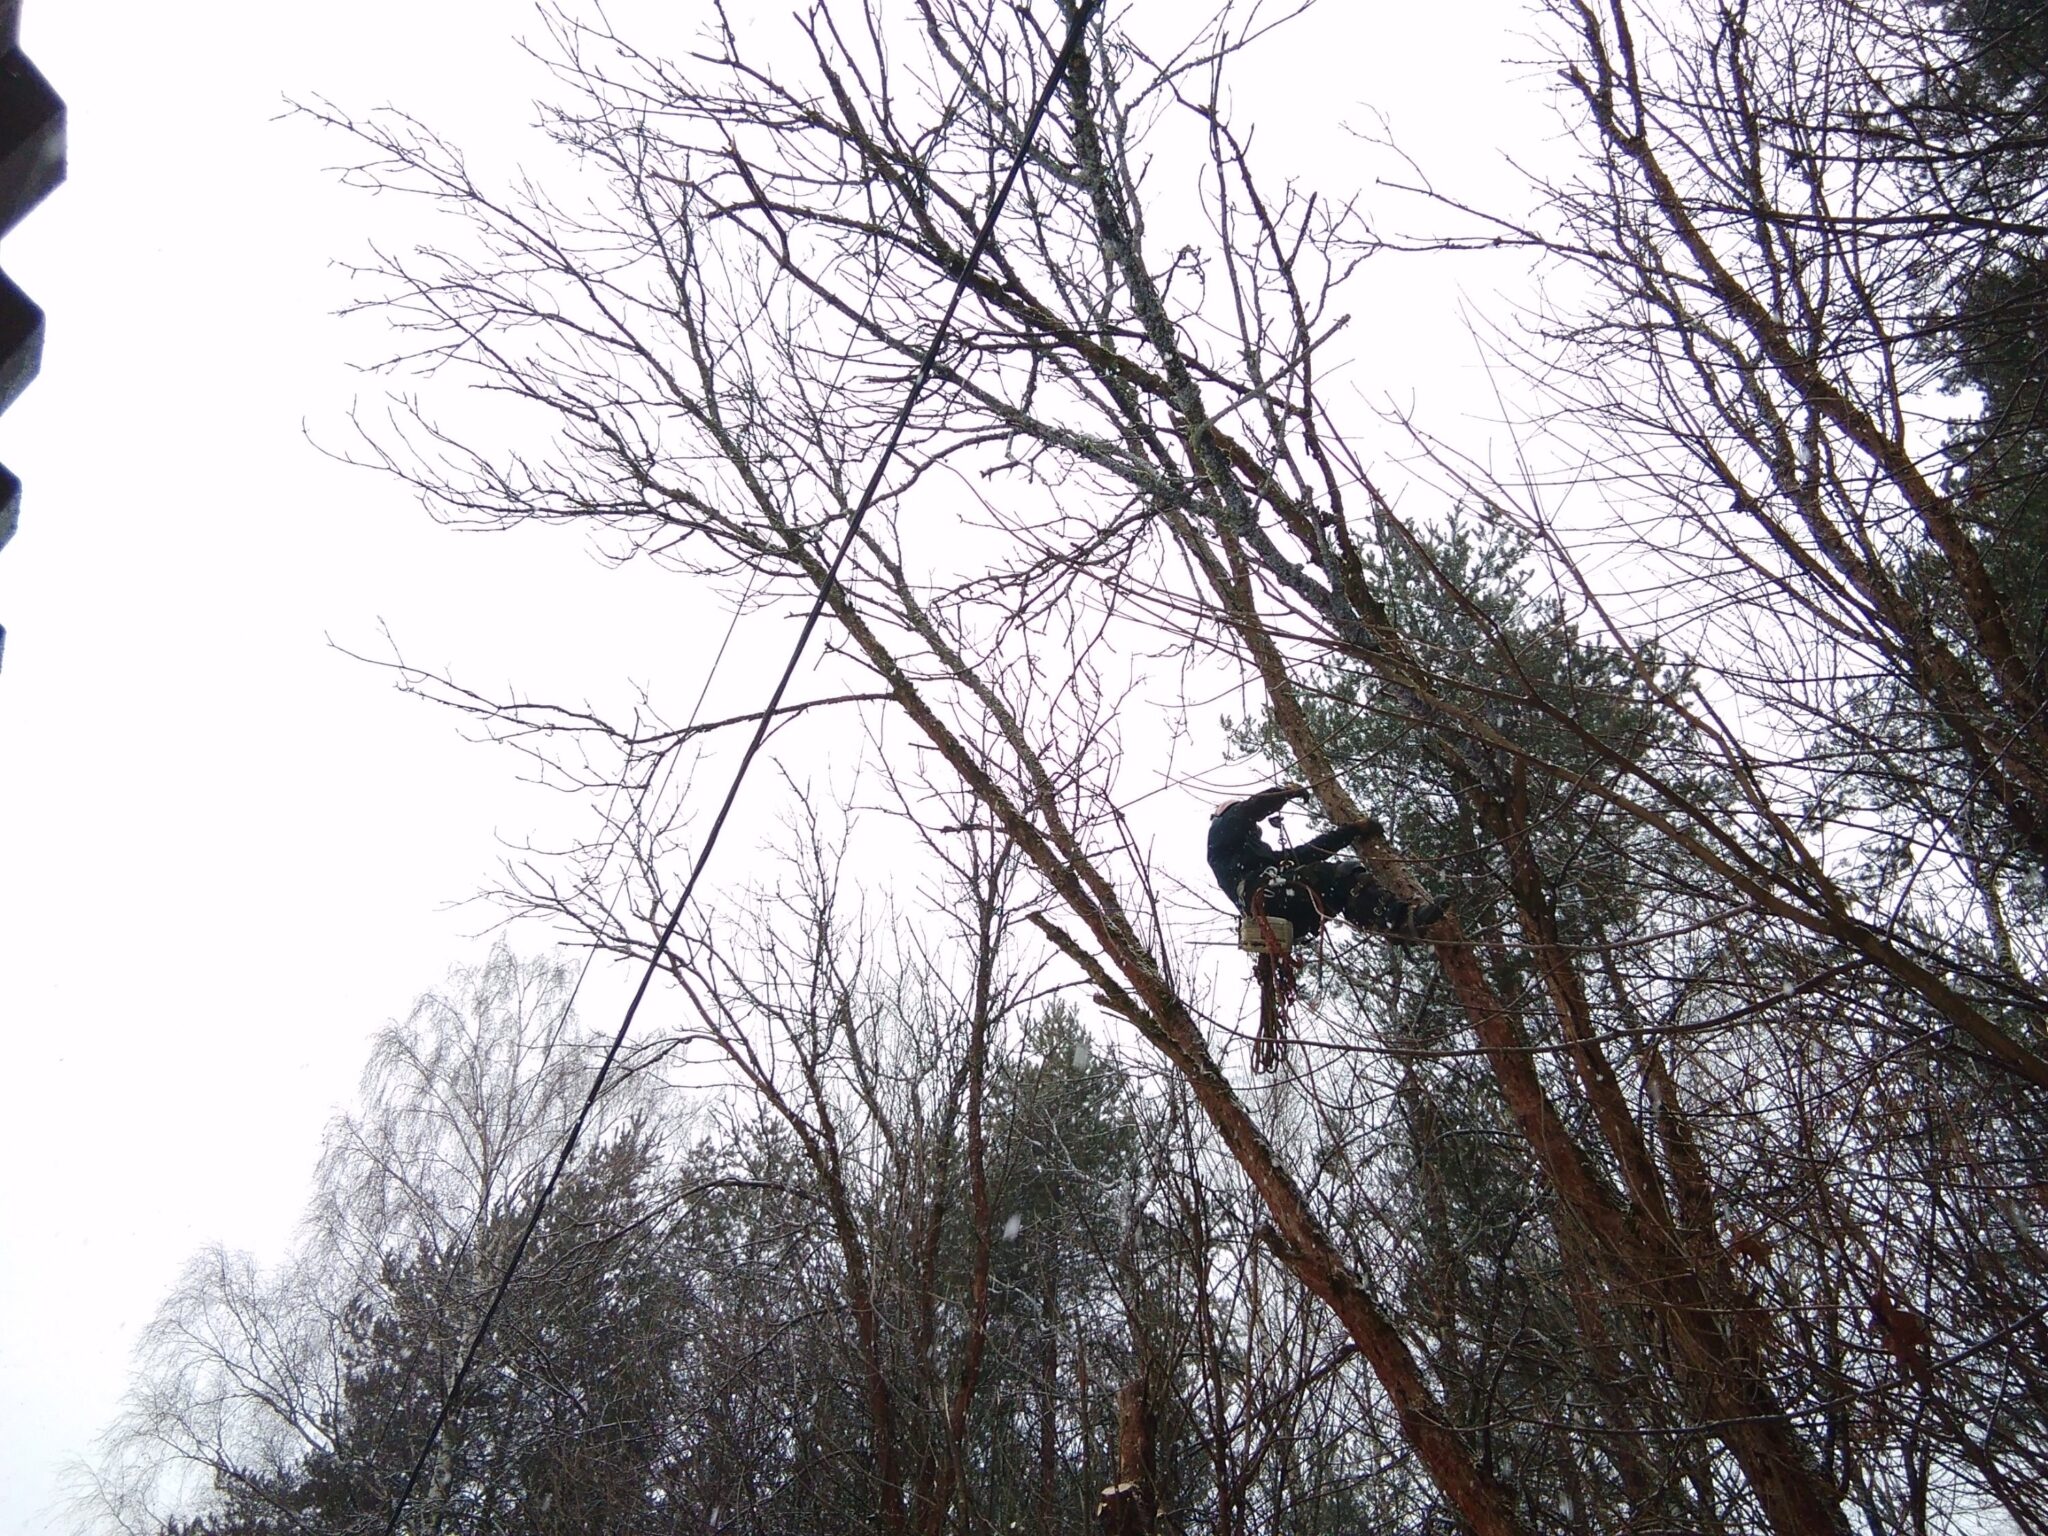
[1094,1377,1157,1536]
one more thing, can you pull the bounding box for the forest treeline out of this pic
[84,0,2048,1531]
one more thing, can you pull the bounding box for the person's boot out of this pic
[1400,898,1447,940]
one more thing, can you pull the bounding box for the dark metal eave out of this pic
[0,0,65,666]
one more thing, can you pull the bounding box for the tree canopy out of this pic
[84,2,2048,1533]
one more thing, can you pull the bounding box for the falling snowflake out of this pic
[1002,1212,1023,1242]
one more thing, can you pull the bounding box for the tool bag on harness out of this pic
[1237,912,1295,952]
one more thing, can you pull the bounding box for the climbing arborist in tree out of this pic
[1208,784,1445,944]
[1208,784,1446,1072]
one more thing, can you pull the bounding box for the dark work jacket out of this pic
[1207,790,1357,917]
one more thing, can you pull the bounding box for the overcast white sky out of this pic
[0,2,1547,1529]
